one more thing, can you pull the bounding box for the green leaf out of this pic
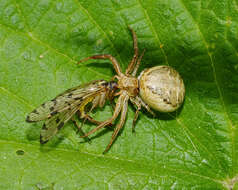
[0,0,238,189]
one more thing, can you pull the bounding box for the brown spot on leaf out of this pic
[16,150,25,155]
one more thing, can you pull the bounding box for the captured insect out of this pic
[26,27,185,153]
[26,80,117,144]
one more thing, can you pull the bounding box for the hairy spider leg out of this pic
[136,96,155,117]
[132,49,146,77]
[126,27,139,75]
[103,94,129,153]
[78,55,123,76]
[128,95,155,133]
[129,97,142,133]
[83,114,103,125]
[76,109,104,131]
[80,92,125,138]
[75,112,103,132]
[76,91,113,132]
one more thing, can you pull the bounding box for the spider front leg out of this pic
[78,109,103,127]
[103,93,129,153]
[78,54,123,76]
[83,114,103,125]
[80,92,126,138]
[126,27,139,75]
[132,49,146,77]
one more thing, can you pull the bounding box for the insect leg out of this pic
[103,94,129,153]
[71,117,91,142]
[89,95,100,112]
[78,55,123,76]
[99,92,106,108]
[80,92,126,138]
[126,26,139,75]
[132,49,146,77]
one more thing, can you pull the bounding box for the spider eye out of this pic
[138,66,185,112]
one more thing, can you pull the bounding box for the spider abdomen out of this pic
[138,66,185,112]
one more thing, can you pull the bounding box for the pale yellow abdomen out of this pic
[138,66,185,112]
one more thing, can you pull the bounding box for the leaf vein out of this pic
[0,138,225,184]
[0,86,34,109]
[137,0,169,65]
[73,0,123,64]
[31,0,55,32]
[178,0,235,169]
[13,0,30,32]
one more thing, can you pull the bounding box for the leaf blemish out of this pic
[16,150,25,156]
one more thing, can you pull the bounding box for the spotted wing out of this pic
[40,104,79,144]
[26,80,107,122]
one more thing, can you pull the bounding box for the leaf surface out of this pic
[0,0,238,189]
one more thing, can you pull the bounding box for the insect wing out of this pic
[40,105,79,143]
[26,80,107,122]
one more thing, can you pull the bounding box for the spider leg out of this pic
[129,97,142,133]
[132,109,140,133]
[84,114,103,125]
[78,54,123,76]
[136,96,156,117]
[78,111,102,126]
[132,49,146,77]
[80,92,126,138]
[103,94,129,153]
[126,27,139,75]
[76,92,107,128]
